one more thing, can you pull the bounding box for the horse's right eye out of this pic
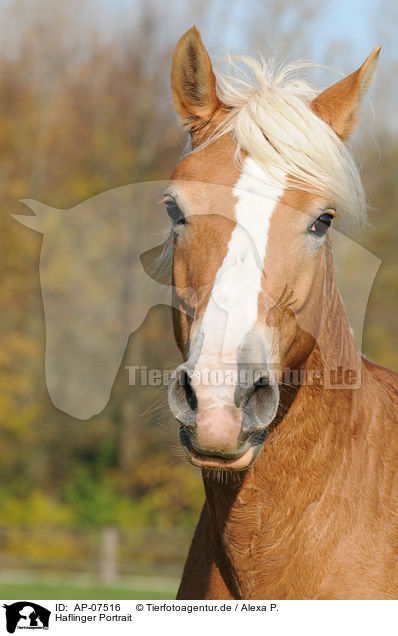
[165,199,185,225]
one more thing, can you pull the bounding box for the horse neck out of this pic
[202,247,370,539]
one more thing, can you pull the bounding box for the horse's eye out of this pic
[308,212,334,237]
[165,199,185,225]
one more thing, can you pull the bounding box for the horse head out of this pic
[167,27,380,470]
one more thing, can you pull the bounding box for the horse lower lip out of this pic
[188,446,254,470]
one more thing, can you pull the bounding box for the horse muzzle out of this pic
[168,363,280,470]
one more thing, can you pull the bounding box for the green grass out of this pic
[0,575,178,600]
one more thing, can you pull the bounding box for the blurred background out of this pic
[0,0,396,599]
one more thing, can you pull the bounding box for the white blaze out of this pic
[190,158,286,407]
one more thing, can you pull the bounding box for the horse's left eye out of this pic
[308,212,334,237]
[165,199,185,225]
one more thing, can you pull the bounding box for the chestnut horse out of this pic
[165,27,398,599]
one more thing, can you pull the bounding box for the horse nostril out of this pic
[236,372,279,431]
[238,375,269,408]
[168,365,197,426]
[179,370,198,412]
[254,376,270,392]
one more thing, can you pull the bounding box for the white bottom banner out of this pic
[0,599,396,636]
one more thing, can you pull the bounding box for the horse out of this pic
[165,27,398,599]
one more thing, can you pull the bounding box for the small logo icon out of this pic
[3,602,50,633]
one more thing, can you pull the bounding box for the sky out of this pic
[90,0,389,114]
[0,0,386,65]
[0,0,392,126]
[93,0,382,61]
[90,0,390,98]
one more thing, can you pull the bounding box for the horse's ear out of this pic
[311,46,381,141]
[12,199,58,233]
[171,26,220,130]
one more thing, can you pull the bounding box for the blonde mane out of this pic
[199,55,367,232]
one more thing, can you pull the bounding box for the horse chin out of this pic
[188,445,255,471]
[179,428,266,471]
